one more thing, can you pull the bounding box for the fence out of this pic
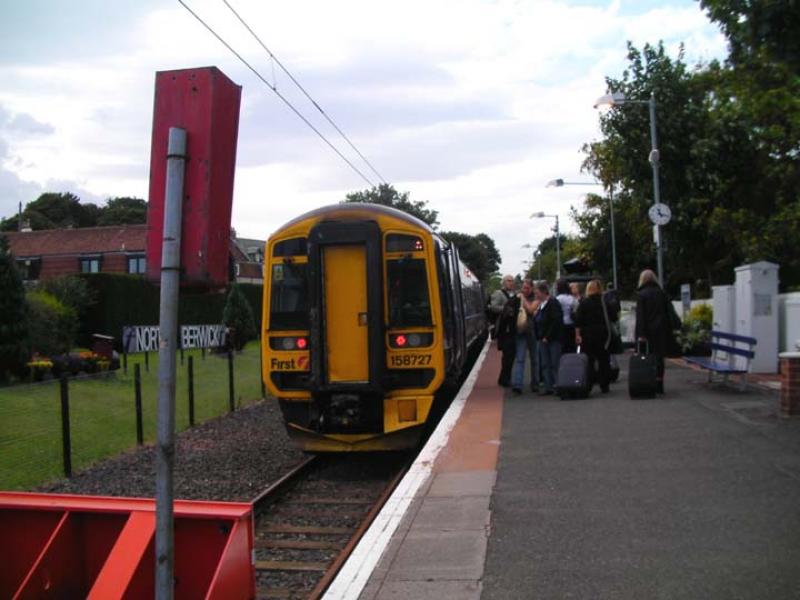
[0,341,264,491]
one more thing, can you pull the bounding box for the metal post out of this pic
[608,185,618,290]
[134,364,143,445]
[155,126,187,600]
[123,350,128,376]
[228,350,235,412]
[648,92,664,286]
[537,251,542,281]
[554,215,561,281]
[188,356,195,427]
[59,375,72,478]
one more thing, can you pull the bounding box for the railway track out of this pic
[252,452,410,599]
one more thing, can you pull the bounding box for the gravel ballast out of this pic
[40,399,305,502]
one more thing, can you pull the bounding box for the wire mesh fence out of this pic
[0,341,265,491]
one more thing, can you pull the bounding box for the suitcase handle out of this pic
[636,339,650,355]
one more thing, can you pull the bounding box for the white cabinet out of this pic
[734,262,779,373]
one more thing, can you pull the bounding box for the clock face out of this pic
[649,203,672,225]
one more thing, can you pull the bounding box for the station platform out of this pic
[325,341,800,599]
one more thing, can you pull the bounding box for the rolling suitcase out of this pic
[556,346,591,400]
[628,341,658,399]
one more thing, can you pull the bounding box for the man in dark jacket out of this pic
[634,269,673,394]
[533,282,563,395]
[492,274,518,387]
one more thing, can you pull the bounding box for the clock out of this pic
[648,203,672,226]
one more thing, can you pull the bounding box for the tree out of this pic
[41,276,96,321]
[0,192,101,231]
[97,197,147,226]
[344,184,439,229]
[0,236,29,381]
[440,231,501,283]
[700,0,800,71]
[526,235,584,284]
[26,290,77,357]
[223,283,256,351]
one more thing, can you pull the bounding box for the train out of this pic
[261,203,487,451]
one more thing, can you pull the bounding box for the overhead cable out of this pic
[177,0,376,187]
[222,0,388,185]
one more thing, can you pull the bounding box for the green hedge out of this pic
[77,274,263,349]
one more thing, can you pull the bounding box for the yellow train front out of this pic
[262,203,486,451]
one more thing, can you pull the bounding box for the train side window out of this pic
[270,262,309,330]
[387,258,432,326]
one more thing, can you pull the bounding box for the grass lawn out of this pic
[0,341,264,490]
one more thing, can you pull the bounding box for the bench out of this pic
[684,331,757,390]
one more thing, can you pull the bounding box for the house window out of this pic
[16,257,41,281]
[80,256,101,273]
[127,255,146,274]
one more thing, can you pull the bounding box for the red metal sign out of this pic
[146,67,242,288]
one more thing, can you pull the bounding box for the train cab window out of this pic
[273,237,307,257]
[270,262,309,330]
[387,258,432,326]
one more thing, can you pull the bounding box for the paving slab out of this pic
[427,470,496,497]
[410,495,491,532]
[385,528,488,581]
[374,580,481,600]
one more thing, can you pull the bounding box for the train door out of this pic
[323,245,368,382]
[308,221,384,393]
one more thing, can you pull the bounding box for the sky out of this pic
[0,0,727,275]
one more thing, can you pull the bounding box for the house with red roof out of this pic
[2,225,263,284]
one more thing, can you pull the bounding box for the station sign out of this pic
[123,324,227,353]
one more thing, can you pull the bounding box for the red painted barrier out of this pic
[146,66,242,288]
[0,493,255,599]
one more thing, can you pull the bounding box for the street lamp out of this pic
[530,212,560,280]
[547,178,618,290]
[594,90,666,286]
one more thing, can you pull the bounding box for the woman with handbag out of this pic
[511,279,539,394]
[574,279,612,394]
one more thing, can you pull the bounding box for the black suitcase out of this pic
[628,341,658,399]
[609,354,620,383]
[556,347,591,399]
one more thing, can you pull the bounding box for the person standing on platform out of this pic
[511,279,539,395]
[570,281,583,303]
[634,269,671,394]
[574,279,612,394]
[533,282,563,395]
[555,279,577,354]
[490,274,518,387]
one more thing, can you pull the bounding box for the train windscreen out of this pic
[270,262,309,330]
[387,258,432,326]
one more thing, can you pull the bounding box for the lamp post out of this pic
[530,212,560,280]
[546,178,618,290]
[594,90,665,286]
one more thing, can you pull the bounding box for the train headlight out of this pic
[270,336,309,351]
[407,333,421,347]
